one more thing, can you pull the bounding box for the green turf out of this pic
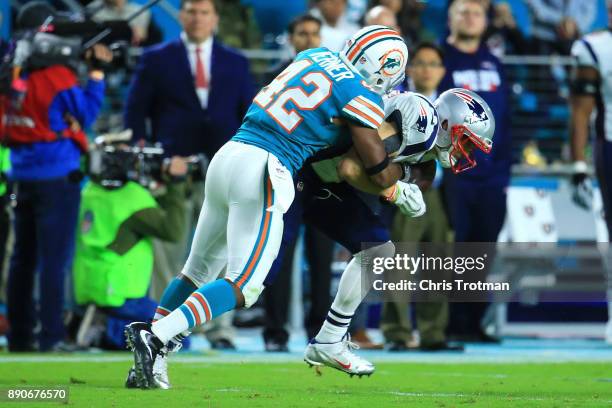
[0,357,610,407]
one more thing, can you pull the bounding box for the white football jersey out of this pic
[571,30,612,141]
[382,91,439,164]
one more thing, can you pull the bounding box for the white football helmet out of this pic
[382,91,439,164]
[433,89,495,174]
[340,25,408,95]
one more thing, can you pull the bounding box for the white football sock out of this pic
[151,310,190,345]
[315,242,395,344]
[315,253,365,343]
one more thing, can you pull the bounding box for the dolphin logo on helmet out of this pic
[340,25,409,95]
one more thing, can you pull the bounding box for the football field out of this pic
[1,352,611,407]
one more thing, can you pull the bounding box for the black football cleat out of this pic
[125,366,138,389]
[124,322,164,389]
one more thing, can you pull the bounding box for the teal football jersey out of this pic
[233,47,385,174]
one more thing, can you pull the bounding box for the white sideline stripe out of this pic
[1,353,612,364]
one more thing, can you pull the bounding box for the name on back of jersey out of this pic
[309,51,355,82]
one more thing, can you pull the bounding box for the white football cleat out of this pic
[125,348,171,389]
[304,337,375,377]
[153,353,170,389]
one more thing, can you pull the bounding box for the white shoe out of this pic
[153,352,170,389]
[605,320,612,346]
[304,337,375,377]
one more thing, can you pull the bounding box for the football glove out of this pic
[571,161,593,211]
[384,181,426,217]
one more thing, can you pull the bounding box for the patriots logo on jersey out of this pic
[413,103,429,134]
[453,90,489,124]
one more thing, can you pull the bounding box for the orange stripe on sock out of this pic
[155,307,170,316]
[186,300,201,326]
[192,292,211,322]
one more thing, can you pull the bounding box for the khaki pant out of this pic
[381,188,451,347]
[150,180,235,342]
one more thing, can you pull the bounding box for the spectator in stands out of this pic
[485,2,530,57]
[527,0,597,55]
[3,2,111,352]
[87,0,151,45]
[439,0,510,343]
[345,0,368,25]
[371,0,436,48]
[261,14,336,352]
[0,11,8,57]
[216,0,262,49]
[310,0,359,52]
[381,43,463,352]
[124,0,255,350]
[364,5,399,32]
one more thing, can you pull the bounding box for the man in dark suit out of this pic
[124,0,254,159]
[124,0,255,349]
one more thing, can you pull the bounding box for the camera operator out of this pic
[2,1,112,352]
[73,151,188,350]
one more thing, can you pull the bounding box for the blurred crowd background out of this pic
[0,0,610,353]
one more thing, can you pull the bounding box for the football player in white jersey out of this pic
[569,0,612,345]
[303,88,495,377]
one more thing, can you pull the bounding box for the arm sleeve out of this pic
[124,51,156,141]
[48,79,105,131]
[122,182,188,242]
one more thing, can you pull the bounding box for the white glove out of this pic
[385,181,426,217]
[571,161,593,211]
